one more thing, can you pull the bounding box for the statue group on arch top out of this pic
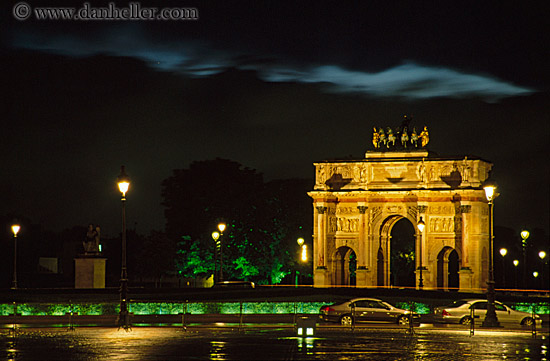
[372,116,429,150]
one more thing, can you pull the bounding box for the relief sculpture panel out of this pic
[329,216,359,233]
[429,216,455,233]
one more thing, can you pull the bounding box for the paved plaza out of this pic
[1,325,548,360]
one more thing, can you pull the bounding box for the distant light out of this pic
[513,260,519,267]
[520,230,530,240]
[539,251,547,260]
[500,248,507,257]
[297,238,305,246]
[533,271,539,278]
[218,223,226,233]
[212,232,220,241]
[99,244,102,253]
[11,224,20,237]
[301,245,307,262]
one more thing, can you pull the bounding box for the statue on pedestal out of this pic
[83,224,101,255]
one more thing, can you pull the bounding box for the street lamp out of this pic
[513,260,519,289]
[297,238,307,262]
[117,166,130,330]
[11,224,20,289]
[296,238,306,286]
[217,223,226,282]
[499,248,507,288]
[521,230,529,287]
[417,216,425,289]
[212,231,220,283]
[481,179,500,327]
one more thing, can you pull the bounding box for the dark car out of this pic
[319,297,419,326]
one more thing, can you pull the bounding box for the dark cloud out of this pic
[12,29,534,101]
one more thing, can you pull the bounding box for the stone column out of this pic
[316,206,327,268]
[459,204,474,291]
[356,205,368,286]
[417,205,428,288]
[314,205,329,286]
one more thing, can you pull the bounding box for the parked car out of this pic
[212,280,255,289]
[319,297,420,326]
[433,299,541,326]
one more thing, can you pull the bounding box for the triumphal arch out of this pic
[309,124,493,292]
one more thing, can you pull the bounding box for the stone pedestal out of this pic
[74,256,106,288]
[355,268,370,286]
[458,267,474,292]
[314,267,329,287]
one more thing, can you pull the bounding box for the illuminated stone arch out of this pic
[309,150,493,292]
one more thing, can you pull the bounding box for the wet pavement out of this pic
[1,325,548,360]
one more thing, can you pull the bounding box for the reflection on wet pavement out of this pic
[0,327,547,360]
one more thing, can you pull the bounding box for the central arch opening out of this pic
[335,246,356,286]
[390,218,416,287]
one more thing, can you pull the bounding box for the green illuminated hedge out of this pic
[1,301,548,316]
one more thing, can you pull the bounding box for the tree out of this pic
[162,159,313,284]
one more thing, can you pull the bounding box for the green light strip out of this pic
[0,301,548,316]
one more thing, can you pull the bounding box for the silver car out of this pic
[319,297,420,326]
[433,299,541,326]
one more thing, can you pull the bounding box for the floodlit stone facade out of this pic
[309,150,493,292]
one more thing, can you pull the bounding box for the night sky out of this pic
[1,1,548,237]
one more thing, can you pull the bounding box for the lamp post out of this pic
[482,179,500,327]
[298,238,307,262]
[499,248,507,288]
[417,217,425,289]
[513,260,519,289]
[11,224,20,289]
[217,223,226,282]
[521,230,529,288]
[212,231,220,283]
[117,166,130,330]
[539,251,547,289]
[296,238,305,286]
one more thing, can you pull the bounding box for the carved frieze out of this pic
[429,205,454,215]
[336,207,358,215]
[329,217,360,233]
[429,217,455,233]
[386,205,403,214]
[315,163,369,186]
